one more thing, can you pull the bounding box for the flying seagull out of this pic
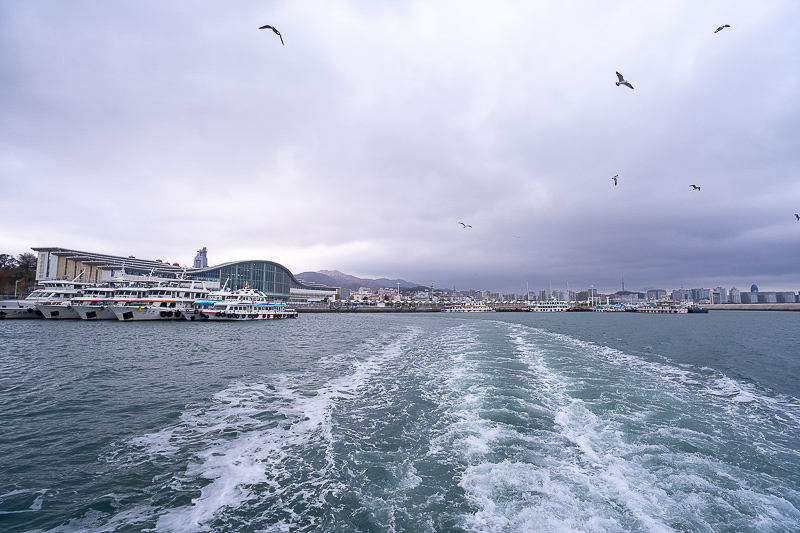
[615,72,633,89]
[612,175,618,186]
[690,184,701,190]
[459,222,472,228]
[795,213,799,221]
[259,24,284,45]
[714,24,730,33]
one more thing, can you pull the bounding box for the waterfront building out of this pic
[692,288,711,302]
[553,290,569,302]
[757,292,778,304]
[740,292,759,304]
[31,247,338,304]
[612,291,645,305]
[776,292,798,303]
[647,289,667,301]
[671,288,691,302]
[712,287,727,305]
[539,289,550,302]
[728,287,741,304]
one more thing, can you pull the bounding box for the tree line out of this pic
[0,252,37,298]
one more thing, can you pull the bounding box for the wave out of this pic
[108,327,421,532]
[20,317,800,532]
[443,321,800,532]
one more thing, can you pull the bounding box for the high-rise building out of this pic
[671,288,691,302]
[647,289,667,300]
[193,247,208,269]
[539,289,550,301]
[740,291,758,304]
[692,288,710,302]
[728,287,741,303]
[712,287,727,304]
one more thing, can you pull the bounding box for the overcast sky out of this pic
[1,1,798,294]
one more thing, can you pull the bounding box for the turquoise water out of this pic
[1,312,799,532]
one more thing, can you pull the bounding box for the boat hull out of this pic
[0,303,44,319]
[37,303,82,319]
[185,309,298,321]
[110,306,189,321]
[72,305,118,320]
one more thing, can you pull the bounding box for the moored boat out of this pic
[441,302,494,313]
[185,286,298,321]
[20,277,93,319]
[110,279,210,321]
[635,300,689,314]
[0,300,44,319]
[527,299,570,312]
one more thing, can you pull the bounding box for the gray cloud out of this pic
[1,1,798,294]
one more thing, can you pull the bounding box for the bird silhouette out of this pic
[259,24,284,45]
[795,213,799,221]
[459,222,472,228]
[615,72,633,89]
[714,24,730,33]
[612,175,618,186]
[690,184,701,190]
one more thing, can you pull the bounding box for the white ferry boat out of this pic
[526,299,570,312]
[110,279,210,321]
[0,300,44,319]
[72,278,159,320]
[635,300,689,314]
[70,285,118,320]
[441,302,494,313]
[185,286,298,321]
[21,276,93,319]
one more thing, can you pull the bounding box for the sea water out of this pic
[1,311,799,532]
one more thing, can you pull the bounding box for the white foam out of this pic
[144,327,421,531]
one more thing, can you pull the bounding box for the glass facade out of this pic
[219,261,291,300]
[187,260,324,301]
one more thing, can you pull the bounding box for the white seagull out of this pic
[690,184,701,191]
[459,222,472,228]
[259,24,284,45]
[616,72,633,89]
[714,24,730,33]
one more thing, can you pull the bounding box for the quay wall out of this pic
[297,306,442,313]
[297,303,800,313]
[700,303,800,311]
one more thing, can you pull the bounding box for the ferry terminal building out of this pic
[32,247,339,304]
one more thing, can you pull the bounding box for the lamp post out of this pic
[14,279,20,298]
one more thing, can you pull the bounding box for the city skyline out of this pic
[1,1,798,294]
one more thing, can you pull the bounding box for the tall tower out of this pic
[193,247,208,269]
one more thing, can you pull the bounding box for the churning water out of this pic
[1,311,799,532]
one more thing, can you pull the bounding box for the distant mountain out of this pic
[295,270,420,291]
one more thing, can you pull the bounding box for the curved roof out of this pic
[190,259,336,291]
